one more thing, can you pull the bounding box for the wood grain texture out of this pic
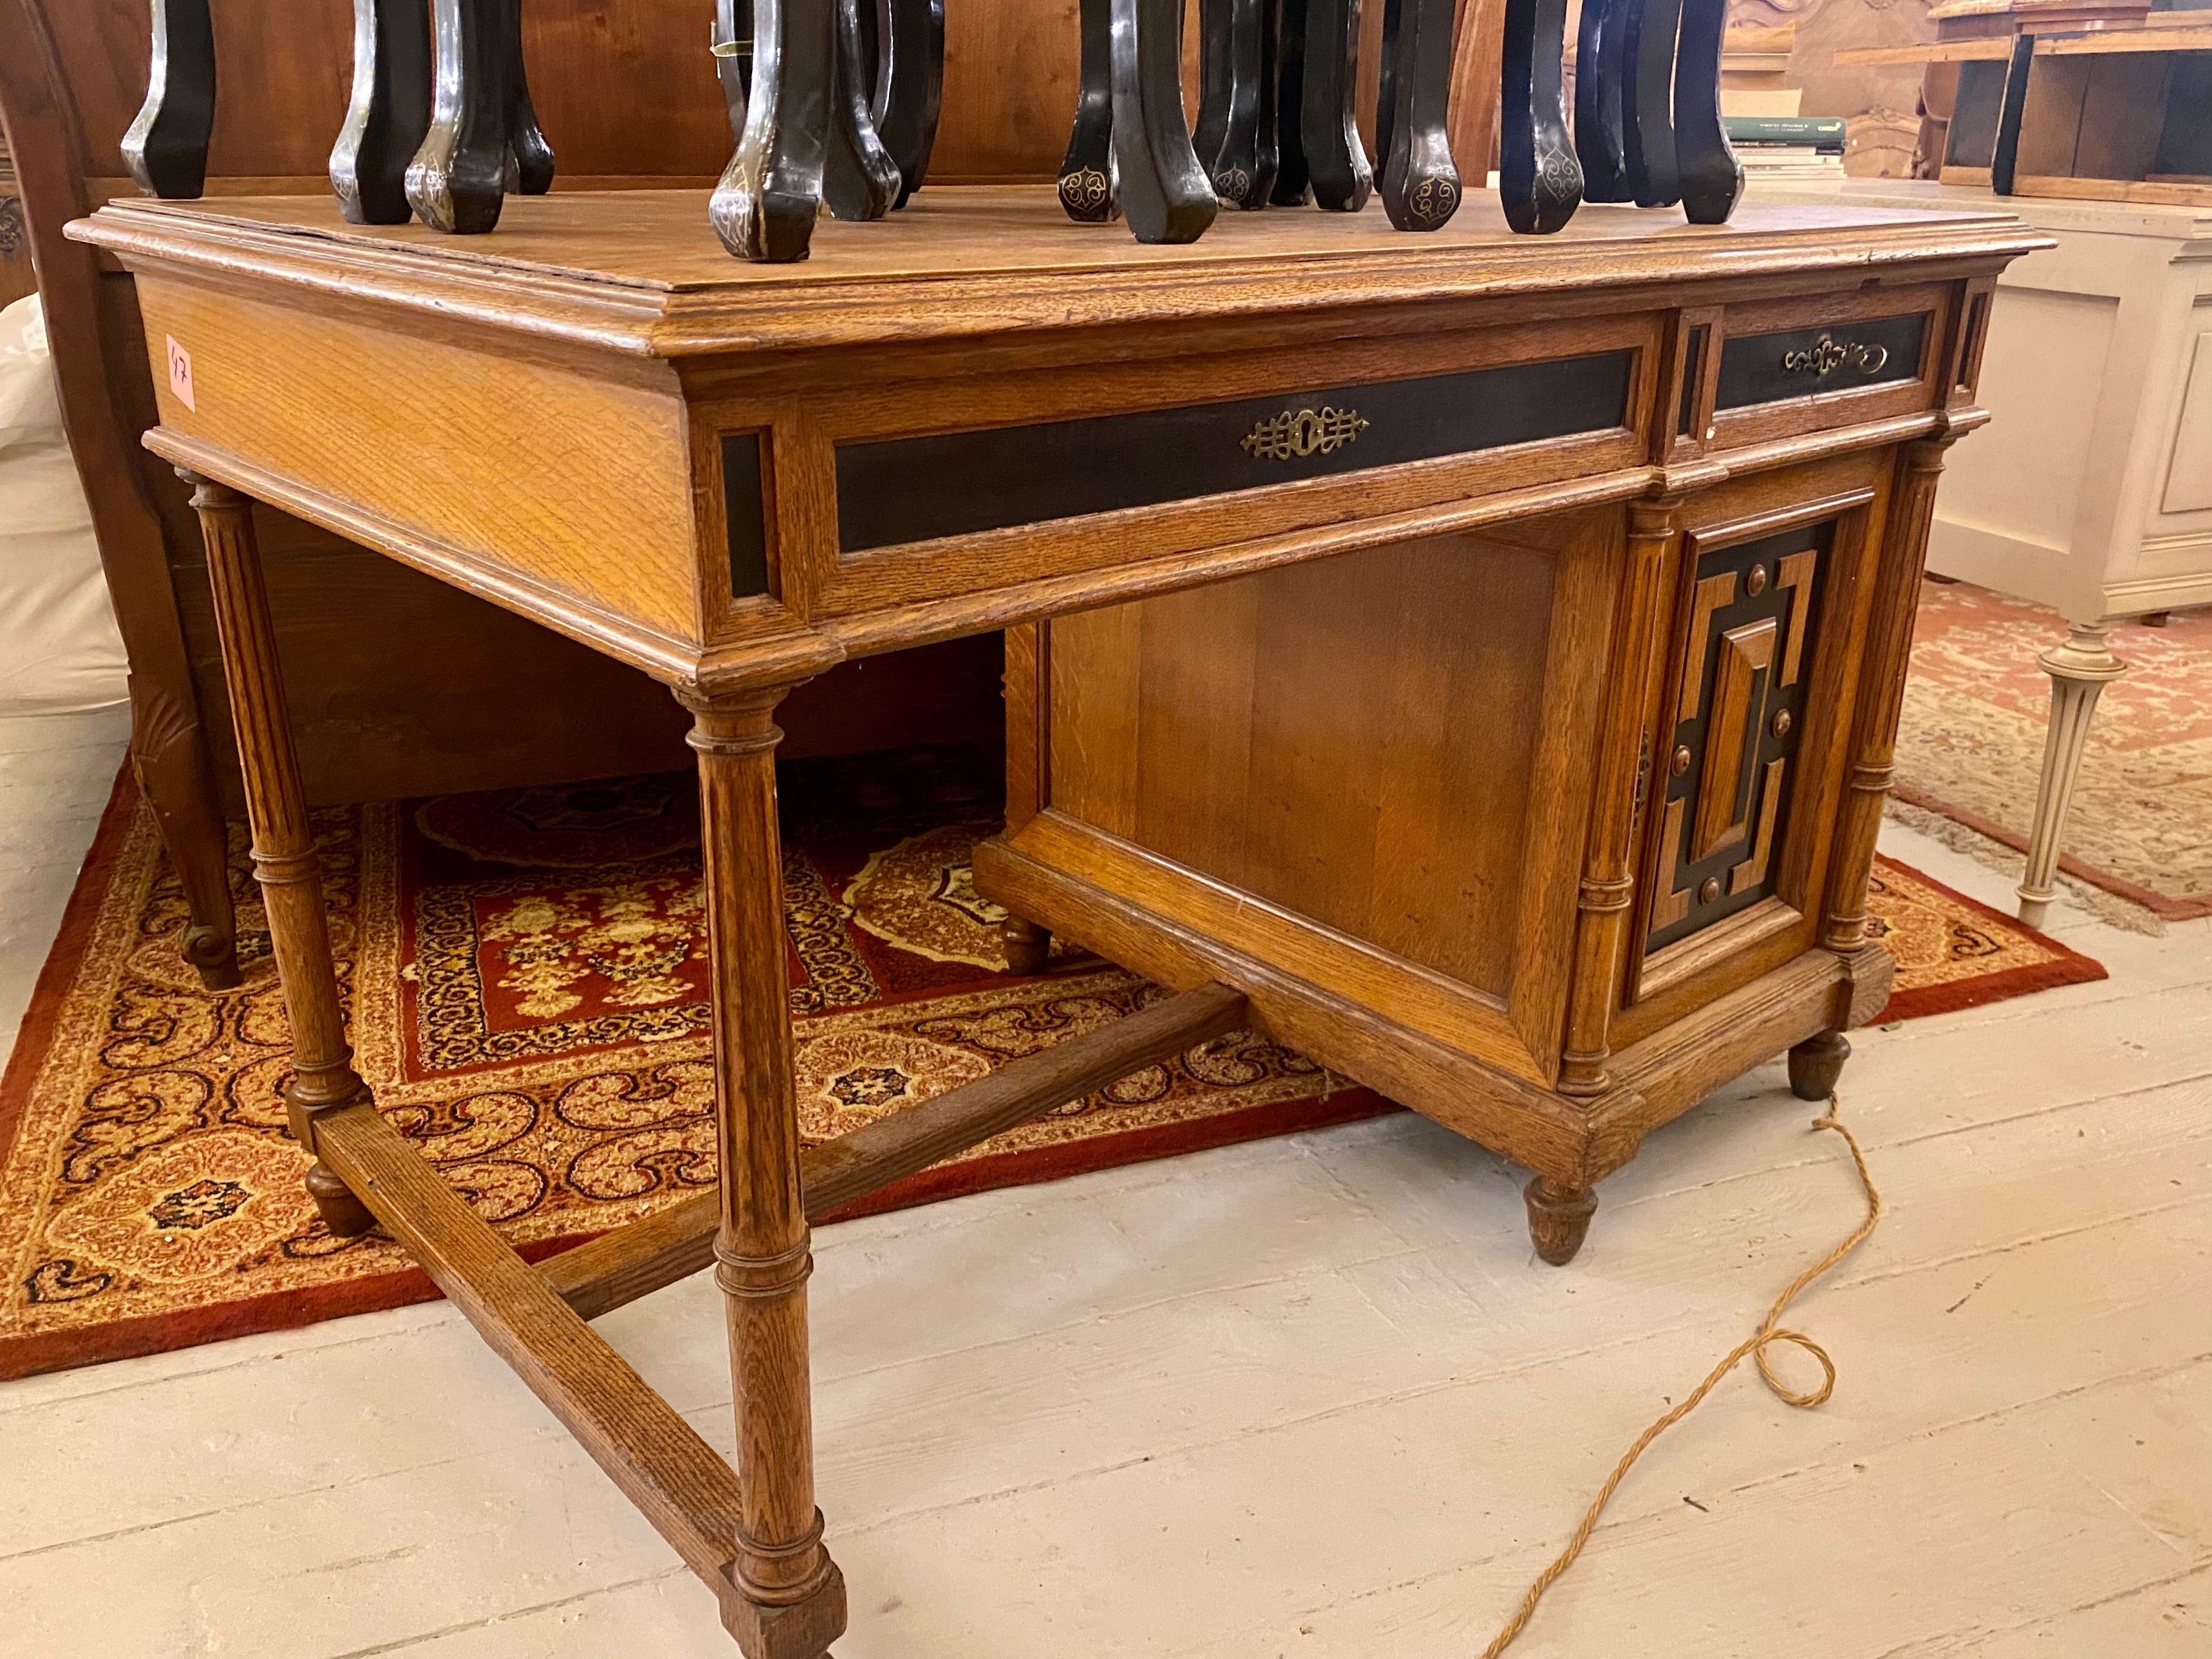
[970,829,1603,1178]
[679,686,841,1638]
[1820,436,1953,953]
[1038,513,1617,1084]
[1556,496,1674,1096]
[132,276,703,647]
[73,190,2038,359]
[313,1099,752,1589]
[184,472,373,1233]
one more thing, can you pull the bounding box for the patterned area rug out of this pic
[0,753,2101,1381]
[1896,581,2212,919]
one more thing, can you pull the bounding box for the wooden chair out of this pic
[0,0,1051,989]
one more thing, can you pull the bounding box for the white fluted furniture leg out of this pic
[2017,622,2126,929]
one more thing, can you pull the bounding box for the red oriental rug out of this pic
[0,750,2101,1381]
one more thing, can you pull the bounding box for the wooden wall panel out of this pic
[45,0,1509,191]
[43,0,1086,188]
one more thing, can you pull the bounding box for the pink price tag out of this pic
[165,335,196,412]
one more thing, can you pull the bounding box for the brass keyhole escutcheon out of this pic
[1698,876,1721,904]
[1771,708,1792,739]
[1672,745,1693,776]
[1746,564,1768,596]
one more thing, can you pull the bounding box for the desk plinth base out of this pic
[973,835,1894,1264]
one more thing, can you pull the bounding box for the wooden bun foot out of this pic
[305,1161,378,1237]
[1002,916,1052,975]
[1787,1030,1851,1101]
[1524,1176,1598,1265]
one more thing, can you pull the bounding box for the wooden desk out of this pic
[73,187,2037,1658]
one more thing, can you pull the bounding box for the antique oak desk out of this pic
[75,188,2035,1656]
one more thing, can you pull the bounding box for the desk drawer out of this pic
[1715,312,1930,413]
[831,350,1635,555]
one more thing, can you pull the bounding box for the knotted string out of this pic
[1479,1101,1882,1658]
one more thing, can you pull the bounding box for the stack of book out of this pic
[1726,116,1849,183]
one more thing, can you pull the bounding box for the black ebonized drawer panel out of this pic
[1714,312,1928,413]
[831,350,1635,554]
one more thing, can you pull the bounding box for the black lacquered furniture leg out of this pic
[408,0,511,232]
[1573,0,1632,202]
[872,0,944,206]
[1108,0,1220,243]
[503,0,556,193]
[1672,0,1739,223]
[1500,0,1582,233]
[332,0,434,224]
[1060,0,1121,221]
[124,0,216,199]
[1194,0,1235,181]
[1622,0,1683,208]
[1300,0,1372,210]
[1213,0,1277,207]
[824,0,900,219]
[714,0,754,137]
[711,0,835,262]
[1375,0,1401,186]
[1271,0,1312,204]
[1379,0,1460,230]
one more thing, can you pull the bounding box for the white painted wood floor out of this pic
[0,706,2205,1659]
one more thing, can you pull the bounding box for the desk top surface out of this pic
[76,186,2044,357]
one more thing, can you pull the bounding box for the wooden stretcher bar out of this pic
[539,981,1252,1321]
[316,981,1249,1607]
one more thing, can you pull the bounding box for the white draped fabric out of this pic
[0,294,126,715]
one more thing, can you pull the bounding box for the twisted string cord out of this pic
[1479,1101,1883,1659]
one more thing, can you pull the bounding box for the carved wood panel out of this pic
[1645,518,1828,952]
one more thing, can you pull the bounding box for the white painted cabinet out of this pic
[1764,179,2212,921]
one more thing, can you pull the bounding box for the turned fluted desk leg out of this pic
[2016,623,2126,929]
[679,687,847,1659]
[1811,435,1957,1091]
[183,473,376,1238]
[1558,497,1676,1103]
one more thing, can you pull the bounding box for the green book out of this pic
[1725,116,1848,153]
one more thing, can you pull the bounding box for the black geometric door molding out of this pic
[1646,519,1829,953]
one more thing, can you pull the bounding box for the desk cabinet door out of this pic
[1645,517,1828,953]
[1620,460,1887,1028]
